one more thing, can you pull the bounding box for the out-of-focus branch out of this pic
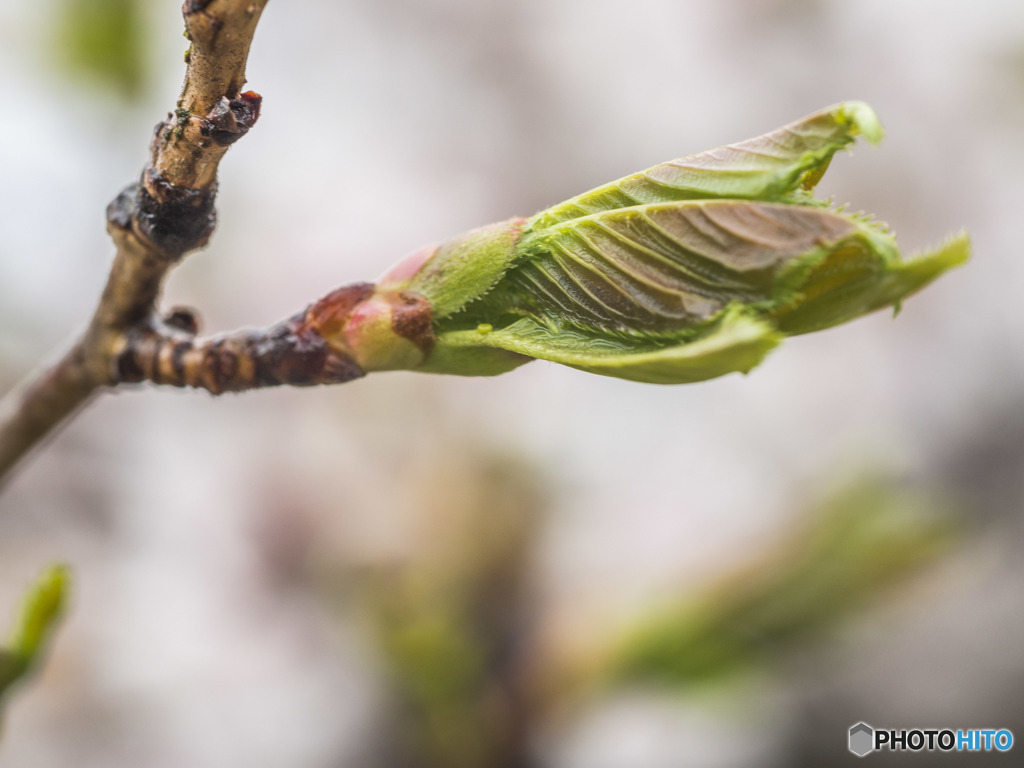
[0,0,270,484]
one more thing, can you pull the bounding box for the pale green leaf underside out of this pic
[435,307,780,385]
[530,101,883,231]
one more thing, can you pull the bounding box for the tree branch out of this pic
[111,293,369,395]
[0,0,270,484]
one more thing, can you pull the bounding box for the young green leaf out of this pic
[0,565,70,703]
[530,101,883,230]
[321,102,967,384]
[424,307,781,385]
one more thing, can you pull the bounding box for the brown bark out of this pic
[112,308,365,396]
[0,0,304,484]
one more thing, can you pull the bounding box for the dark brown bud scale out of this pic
[164,307,202,335]
[200,92,262,146]
[305,282,376,341]
[389,292,435,357]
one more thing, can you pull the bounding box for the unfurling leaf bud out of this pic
[1,565,69,701]
[326,103,968,384]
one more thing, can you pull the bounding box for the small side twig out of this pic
[112,298,368,395]
[0,0,272,483]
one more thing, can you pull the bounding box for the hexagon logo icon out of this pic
[849,722,874,757]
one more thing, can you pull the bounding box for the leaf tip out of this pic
[838,101,884,146]
[903,230,971,278]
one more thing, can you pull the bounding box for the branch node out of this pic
[105,185,137,232]
[200,91,262,146]
[136,169,217,259]
[164,307,202,336]
[183,0,214,14]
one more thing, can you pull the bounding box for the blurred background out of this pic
[1,0,1023,766]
